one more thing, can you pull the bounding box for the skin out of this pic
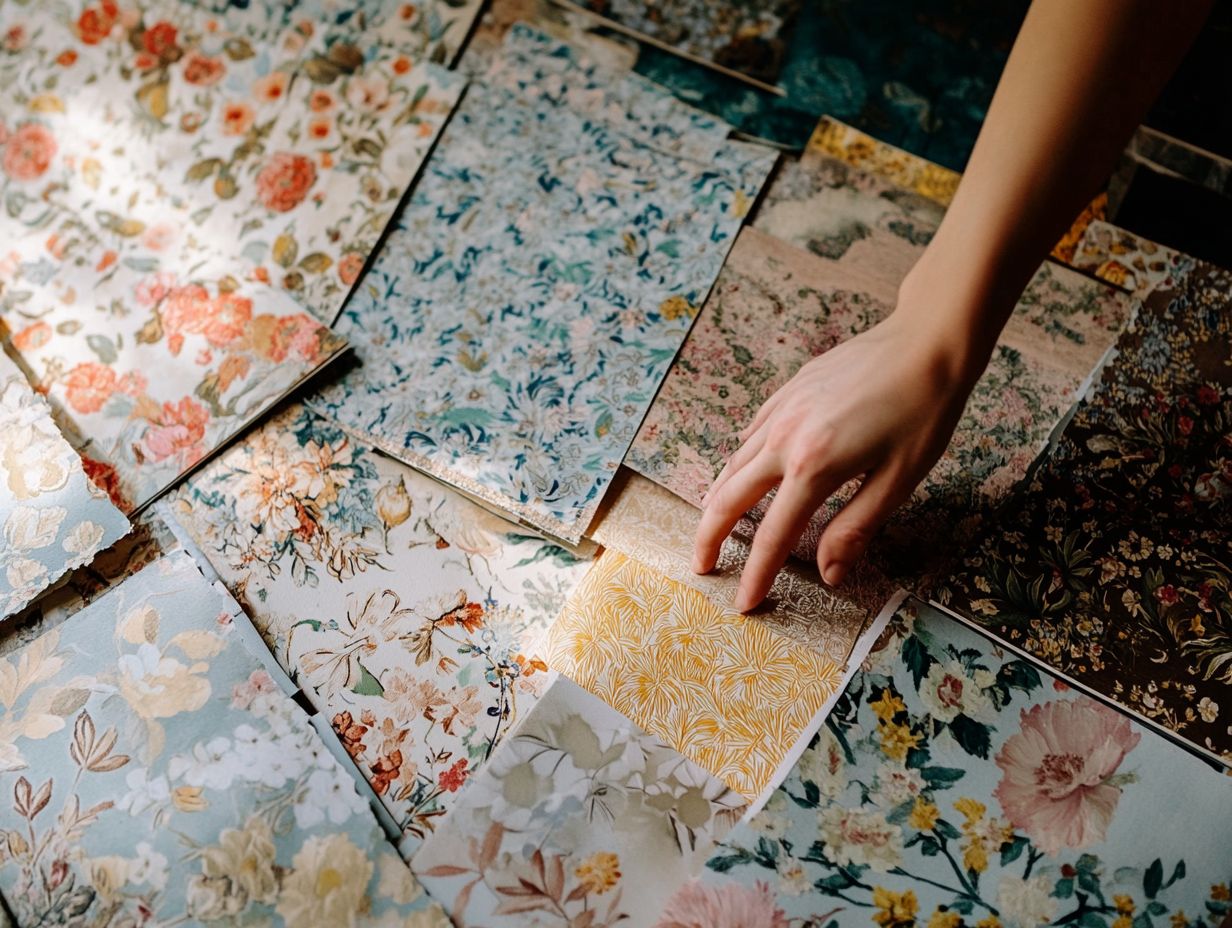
[693,0,1214,612]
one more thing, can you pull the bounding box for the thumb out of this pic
[816,464,916,586]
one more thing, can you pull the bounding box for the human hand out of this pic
[691,291,988,612]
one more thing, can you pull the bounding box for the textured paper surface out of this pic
[0,550,447,926]
[662,595,1232,926]
[547,549,845,797]
[938,259,1232,766]
[412,674,747,926]
[593,458,880,664]
[311,68,774,543]
[628,226,1131,583]
[172,403,592,850]
[0,353,129,619]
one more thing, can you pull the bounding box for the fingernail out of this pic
[732,588,753,613]
[692,553,706,574]
[822,560,849,587]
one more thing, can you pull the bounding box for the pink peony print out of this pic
[994,698,1140,855]
[142,396,209,466]
[655,879,789,928]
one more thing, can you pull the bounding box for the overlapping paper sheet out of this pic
[938,259,1232,766]
[0,353,129,620]
[1070,220,1182,298]
[1,0,464,325]
[628,217,1131,583]
[661,595,1232,926]
[171,402,592,851]
[311,28,776,544]
[412,674,748,926]
[560,0,802,86]
[0,550,448,926]
[546,549,845,798]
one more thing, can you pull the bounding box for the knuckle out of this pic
[828,519,873,551]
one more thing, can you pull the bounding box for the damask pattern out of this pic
[938,259,1232,765]
[412,674,747,927]
[0,550,448,926]
[661,596,1232,927]
[171,403,592,851]
[311,72,775,544]
[546,549,845,798]
[0,353,129,619]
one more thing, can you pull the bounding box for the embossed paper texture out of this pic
[0,353,129,620]
[412,674,747,927]
[628,225,1131,582]
[312,44,775,545]
[171,402,592,850]
[1,0,463,325]
[938,260,1232,765]
[546,549,844,798]
[658,596,1232,927]
[0,550,447,927]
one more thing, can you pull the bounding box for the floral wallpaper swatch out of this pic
[562,0,802,86]
[0,221,347,514]
[0,549,448,927]
[412,674,748,927]
[170,402,593,851]
[1069,220,1182,299]
[546,548,845,798]
[938,259,1232,766]
[659,595,1232,928]
[2,0,463,325]
[628,226,1132,583]
[0,352,129,620]
[590,469,877,664]
[311,61,775,545]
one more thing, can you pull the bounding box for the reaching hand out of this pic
[691,301,983,612]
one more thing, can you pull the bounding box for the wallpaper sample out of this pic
[311,77,775,545]
[412,674,748,927]
[0,550,447,927]
[170,402,593,850]
[627,226,1132,580]
[2,0,463,325]
[659,595,1232,927]
[545,549,845,798]
[589,471,875,664]
[564,0,801,86]
[804,115,962,206]
[0,215,347,514]
[0,352,129,620]
[486,23,733,163]
[937,259,1232,766]
[1070,220,1182,299]
[753,154,943,286]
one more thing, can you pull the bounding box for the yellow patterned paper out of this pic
[804,115,962,205]
[547,550,844,798]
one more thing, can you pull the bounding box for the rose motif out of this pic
[2,123,56,182]
[255,152,317,213]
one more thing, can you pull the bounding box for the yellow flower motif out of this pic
[1212,884,1230,901]
[953,797,986,823]
[1112,916,1132,928]
[927,910,962,928]
[1170,911,1187,928]
[659,295,697,321]
[870,689,906,722]
[574,852,621,895]
[872,887,918,928]
[173,786,208,812]
[878,722,921,762]
[962,839,989,874]
[1114,895,1136,915]
[977,918,1002,928]
[908,797,940,832]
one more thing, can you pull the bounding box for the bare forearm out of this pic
[900,0,1212,376]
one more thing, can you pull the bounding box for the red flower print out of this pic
[308,89,334,112]
[201,292,252,347]
[337,252,365,286]
[252,71,288,103]
[142,396,209,465]
[2,123,57,182]
[11,321,51,351]
[1197,385,1221,406]
[392,55,411,74]
[63,361,118,414]
[82,456,130,511]
[1155,584,1179,605]
[255,152,316,212]
[1178,415,1194,435]
[56,49,78,66]
[141,21,178,58]
[369,750,403,795]
[76,0,119,45]
[181,50,224,86]
[438,758,468,793]
[307,117,331,140]
[221,102,254,136]
[133,51,157,71]
[333,711,368,761]
[3,24,27,52]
